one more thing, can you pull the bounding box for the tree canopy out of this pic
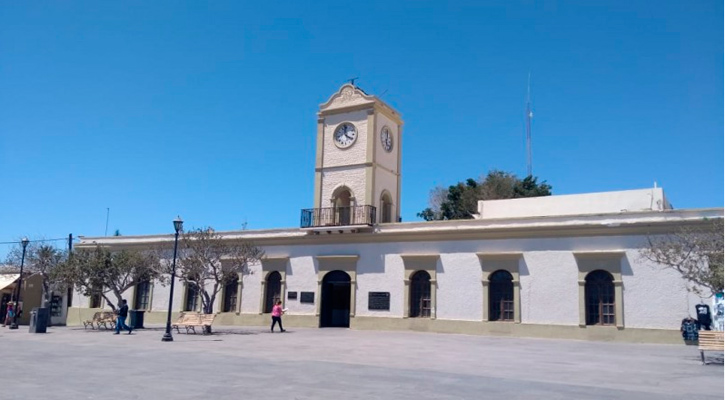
[3,242,67,309]
[417,170,553,221]
[53,246,162,311]
[165,227,264,331]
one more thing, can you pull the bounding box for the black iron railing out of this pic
[301,205,376,228]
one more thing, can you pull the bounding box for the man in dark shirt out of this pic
[695,303,712,331]
[114,299,133,335]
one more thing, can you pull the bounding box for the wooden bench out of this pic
[171,312,199,334]
[83,311,117,330]
[698,331,724,365]
[171,312,217,335]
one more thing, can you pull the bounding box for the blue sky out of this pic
[0,1,722,256]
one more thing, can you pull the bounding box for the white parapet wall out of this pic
[475,188,672,219]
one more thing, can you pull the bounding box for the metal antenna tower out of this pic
[525,72,533,177]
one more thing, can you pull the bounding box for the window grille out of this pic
[223,278,238,313]
[585,270,615,325]
[410,271,431,318]
[489,270,514,321]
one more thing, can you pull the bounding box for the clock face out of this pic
[334,122,357,148]
[380,126,393,152]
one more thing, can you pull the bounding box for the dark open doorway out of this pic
[320,270,351,328]
[264,271,282,313]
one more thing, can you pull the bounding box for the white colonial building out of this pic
[69,84,723,343]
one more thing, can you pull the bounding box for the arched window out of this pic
[264,271,282,313]
[410,271,431,318]
[380,192,393,223]
[585,270,615,325]
[223,277,238,313]
[489,270,514,321]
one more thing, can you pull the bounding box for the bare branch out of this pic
[641,218,723,296]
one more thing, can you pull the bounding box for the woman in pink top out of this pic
[271,300,285,333]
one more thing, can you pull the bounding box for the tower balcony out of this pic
[300,205,377,229]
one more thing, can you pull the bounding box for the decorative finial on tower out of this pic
[347,77,359,86]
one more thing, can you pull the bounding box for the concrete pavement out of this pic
[0,324,722,399]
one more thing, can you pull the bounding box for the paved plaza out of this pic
[0,324,722,400]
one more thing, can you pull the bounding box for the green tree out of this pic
[4,242,67,314]
[417,170,552,221]
[53,246,161,311]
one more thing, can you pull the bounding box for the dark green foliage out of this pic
[417,170,552,221]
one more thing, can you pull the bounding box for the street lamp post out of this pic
[162,217,183,342]
[9,237,30,330]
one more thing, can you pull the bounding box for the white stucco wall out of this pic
[321,110,369,168]
[374,112,399,173]
[232,233,699,330]
[320,168,367,206]
[77,209,721,333]
[374,167,398,222]
[477,188,671,219]
[521,251,580,325]
[242,262,262,314]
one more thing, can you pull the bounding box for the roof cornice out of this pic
[77,208,723,250]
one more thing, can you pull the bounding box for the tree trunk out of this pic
[41,280,52,327]
[203,295,215,334]
[101,293,117,311]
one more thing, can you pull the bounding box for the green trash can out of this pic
[128,310,145,329]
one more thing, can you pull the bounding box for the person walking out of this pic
[114,299,133,335]
[3,302,14,327]
[270,300,285,333]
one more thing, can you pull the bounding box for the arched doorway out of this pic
[264,271,282,313]
[320,270,351,328]
[380,191,393,223]
[332,187,352,225]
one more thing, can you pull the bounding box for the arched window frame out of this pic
[259,257,288,315]
[401,254,438,320]
[379,190,393,224]
[488,270,515,321]
[477,253,522,323]
[574,252,625,329]
[409,270,432,318]
[328,185,357,226]
[584,270,616,326]
[263,271,282,314]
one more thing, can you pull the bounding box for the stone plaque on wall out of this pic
[288,291,298,300]
[368,292,390,310]
[300,292,314,304]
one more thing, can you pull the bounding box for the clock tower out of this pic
[304,84,403,227]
